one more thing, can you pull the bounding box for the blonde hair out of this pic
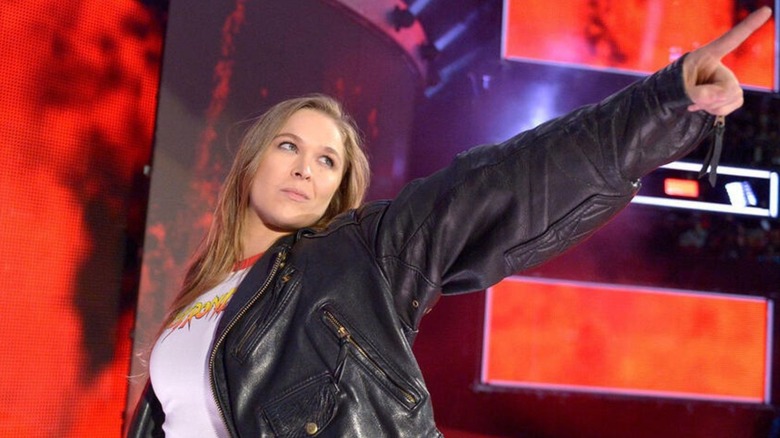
[163,94,370,329]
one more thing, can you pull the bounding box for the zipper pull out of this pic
[698,115,725,187]
[333,336,349,388]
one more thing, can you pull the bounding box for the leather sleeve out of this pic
[371,57,714,328]
[126,381,165,438]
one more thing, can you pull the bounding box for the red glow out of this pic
[664,178,700,198]
[503,0,776,90]
[0,1,162,436]
[483,277,771,402]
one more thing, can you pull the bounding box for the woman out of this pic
[130,7,771,437]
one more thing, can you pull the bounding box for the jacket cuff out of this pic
[644,54,695,111]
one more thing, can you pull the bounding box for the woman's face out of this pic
[246,108,346,236]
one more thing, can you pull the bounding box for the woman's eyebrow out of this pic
[274,132,343,160]
[322,146,343,159]
[273,132,301,141]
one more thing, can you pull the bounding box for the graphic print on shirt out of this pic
[165,288,236,333]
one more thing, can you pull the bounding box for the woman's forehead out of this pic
[278,109,346,154]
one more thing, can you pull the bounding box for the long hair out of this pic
[162,94,370,332]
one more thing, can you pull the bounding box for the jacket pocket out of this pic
[232,265,299,362]
[261,373,338,437]
[321,304,421,410]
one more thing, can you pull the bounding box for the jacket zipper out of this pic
[322,309,418,406]
[232,266,295,358]
[209,249,287,437]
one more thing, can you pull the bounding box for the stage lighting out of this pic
[632,162,778,218]
[726,181,758,208]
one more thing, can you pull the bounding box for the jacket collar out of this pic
[215,229,310,337]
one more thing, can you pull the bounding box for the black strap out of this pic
[698,115,725,186]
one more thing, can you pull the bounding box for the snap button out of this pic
[411,300,419,308]
[305,422,318,435]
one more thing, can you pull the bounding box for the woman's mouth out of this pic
[281,188,310,201]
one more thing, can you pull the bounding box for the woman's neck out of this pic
[241,216,291,259]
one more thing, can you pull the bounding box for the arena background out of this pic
[1,1,778,437]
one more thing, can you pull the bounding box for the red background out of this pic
[504,0,777,90]
[0,1,163,436]
[484,277,770,402]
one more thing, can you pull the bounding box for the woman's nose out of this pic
[292,160,312,180]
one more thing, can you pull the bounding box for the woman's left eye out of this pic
[318,156,335,168]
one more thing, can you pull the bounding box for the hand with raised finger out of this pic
[682,6,772,185]
[683,6,772,116]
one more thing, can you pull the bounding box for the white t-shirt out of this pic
[149,258,256,437]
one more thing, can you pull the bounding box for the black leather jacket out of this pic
[129,59,713,437]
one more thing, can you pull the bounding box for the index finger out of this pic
[704,6,773,59]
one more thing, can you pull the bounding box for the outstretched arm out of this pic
[370,6,774,329]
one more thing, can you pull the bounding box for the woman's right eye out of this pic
[278,141,297,152]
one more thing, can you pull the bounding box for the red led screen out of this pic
[503,0,777,90]
[0,1,163,436]
[664,177,700,198]
[482,277,772,402]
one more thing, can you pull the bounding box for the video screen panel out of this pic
[482,276,773,403]
[503,0,778,90]
[0,1,163,436]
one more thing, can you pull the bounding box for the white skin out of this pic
[683,6,772,115]
[242,108,346,258]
